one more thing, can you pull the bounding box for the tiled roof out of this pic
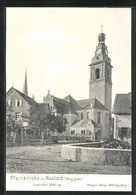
[77,98,108,111]
[77,99,90,108]
[64,95,77,104]
[113,93,131,114]
[44,91,108,115]
[44,94,78,115]
[71,120,80,126]
[53,96,67,105]
[71,119,101,128]
[92,98,108,110]
[50,95,79,115]
[53,99,65,114]
[7,87,38,107]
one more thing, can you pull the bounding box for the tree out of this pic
[6,104,30,146]
[6,105,22,146]
[28,104,66,143]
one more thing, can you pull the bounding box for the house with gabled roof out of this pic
[113,92,131,142]
[6,71,49,129]
[6,87,38,125]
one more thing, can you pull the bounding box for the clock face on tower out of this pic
[96,48,101,55]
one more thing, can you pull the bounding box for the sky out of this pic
[6,8,131,106]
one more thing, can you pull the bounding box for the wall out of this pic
[63,113,78,136]
[75,108,110,140]
[114,114,131,139]
[77,109,93,120]
[93,109,110,139]
[61,144,131,166]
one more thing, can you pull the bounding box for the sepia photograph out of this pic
[6,7,131,191]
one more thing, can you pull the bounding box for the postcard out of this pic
[6,7,131,191]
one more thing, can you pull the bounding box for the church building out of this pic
[43,31,113,141]
[6,30,113,142]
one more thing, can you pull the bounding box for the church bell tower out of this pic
[89,31,113,112]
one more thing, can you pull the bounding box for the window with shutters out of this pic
[122,128,128,138]
[15,99,23,107]
[81,130,85,135]
[71,130,75,135]
[7,99,12,106]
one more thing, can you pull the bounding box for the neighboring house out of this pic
[6,87,38,127]
[113,92,131,142]
[6,70,49,132]
[6,85,39,146]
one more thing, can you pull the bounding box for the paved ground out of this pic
[6,144,131,174]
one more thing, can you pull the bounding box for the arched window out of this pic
[87,112,89,119]
[107,69,109,80]
[97,112,101,124]
[95,68,100,79]
[81,113,83,120]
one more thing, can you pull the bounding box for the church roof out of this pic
[63,95,82,114]
[7,87,38,107]
[77,98,108,111]
[44,91,108,116]
[113,93,131,114]
[63,104,79,115]
[92,98,108,110]
[77,99,90,108]
[46,95,79,115]
[71,119,101,128]
[53,96,67,105]
[44,91,81,115]
[53,98,66,114]
[64,94,77,104]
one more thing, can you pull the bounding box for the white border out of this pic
[6,174,132,191]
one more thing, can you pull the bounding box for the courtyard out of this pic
[6,144,131,175]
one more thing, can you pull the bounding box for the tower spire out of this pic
[101,25,103,33]
[23,68,28,96]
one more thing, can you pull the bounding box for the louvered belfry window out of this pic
[97,112,101,124]
[95,68,100,79]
